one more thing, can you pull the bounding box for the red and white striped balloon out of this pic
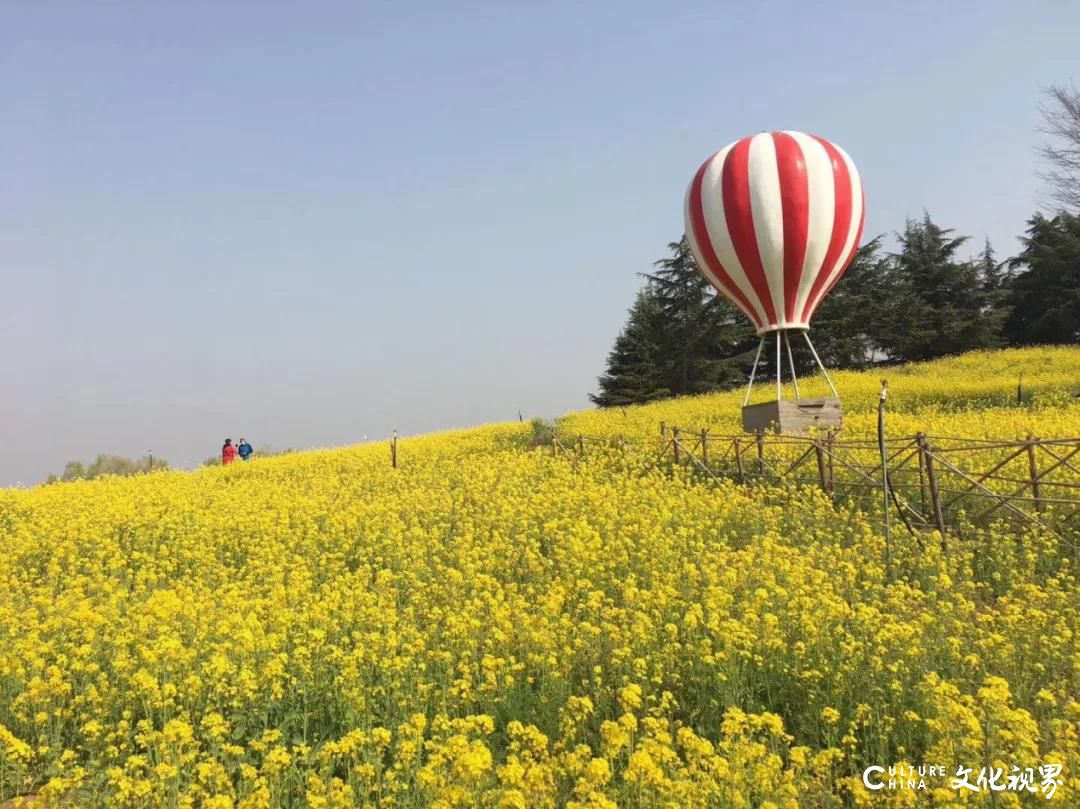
[684,131,865,335]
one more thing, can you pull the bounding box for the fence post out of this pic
[1027,435,1043,514]
[826,431,835,494]
[756,432,765,476]
[672,427,681,464]
[815,440,827,492]
[700,429,709,466]
[921,435,947,543]
[660,421,667,438]
[878,381,892,580]
[577,435,584,454]
[734,438,746,483]
[391,431,398,469]
[916,431,928,513]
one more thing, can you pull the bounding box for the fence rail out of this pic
[555,427,1080,537]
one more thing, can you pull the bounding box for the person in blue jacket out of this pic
[237,438,254,462]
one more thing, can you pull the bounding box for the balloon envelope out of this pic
[684,131,865,335]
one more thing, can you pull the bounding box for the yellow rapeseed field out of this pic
[0,347,1078,808]
[560,346,1080,442]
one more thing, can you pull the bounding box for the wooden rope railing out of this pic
[553,426,1080,535]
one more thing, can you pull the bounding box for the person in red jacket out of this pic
[222,438,239,465]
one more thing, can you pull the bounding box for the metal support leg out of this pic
[743,336,766,407]
[802,331,839,399]
[775,331,782,401]
[783,331,800,400]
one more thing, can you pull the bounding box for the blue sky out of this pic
[2,1,1077,484]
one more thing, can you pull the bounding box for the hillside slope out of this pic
[561,345,1080,441]
[0,347,1077,807]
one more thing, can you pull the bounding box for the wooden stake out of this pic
[700,429,709,466]
[756,432,765,475]
[672,427,681,464]
[878,381,892,579]
[815,440,827,492]
[734,438,745,483]
[391,431,398,469]
[660,421,667,437]
[1027,436,1043,514]
[916,431,928,513]
[922,435,946,541]
[826,432,835,494]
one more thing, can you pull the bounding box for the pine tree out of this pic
[977,238,1012,338]
[644,238,757,395]
[977,238,1009,293]
[1005,212,1080,345]
[590,286,671,407]
[810,239,887,369]
[591,239,757,407]
[876,214,1005,361]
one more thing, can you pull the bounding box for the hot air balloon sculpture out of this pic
[684,131,864,434]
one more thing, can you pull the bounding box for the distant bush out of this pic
[528,417,556,447]
[45,454,166,484]
[256,445,298,457]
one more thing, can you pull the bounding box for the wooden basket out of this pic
[741,398,842,435]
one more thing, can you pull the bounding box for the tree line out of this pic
[44,445,299,483]
[45,454,167,484]
[593,85,1080,407]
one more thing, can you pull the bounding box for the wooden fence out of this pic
[556,427,1080,537]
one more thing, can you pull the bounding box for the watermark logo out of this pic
[861,764,944,792]
[862,763,1063,799]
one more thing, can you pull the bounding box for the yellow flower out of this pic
[261,746,291,775]
[618,684,643,712]
[0,345,1076,807]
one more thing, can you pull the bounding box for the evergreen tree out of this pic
[590,286,671,407]
[977,238,1010,293]
[976,238,1012,338]
[644,238,757,395]
[876,214,1005,361]
[591,239,757,407]
[810,239,887,369]
[1005,212,1080,344]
